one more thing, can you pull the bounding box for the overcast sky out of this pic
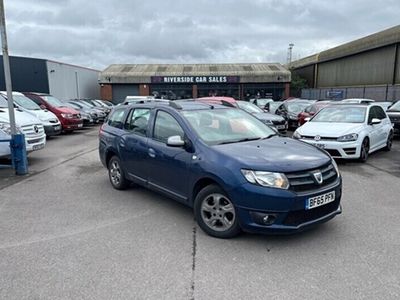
[5,0,400,70]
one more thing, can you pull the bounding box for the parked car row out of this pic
[0,92,113,158]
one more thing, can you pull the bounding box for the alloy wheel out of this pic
[200,193,236,232]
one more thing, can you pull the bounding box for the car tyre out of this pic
[359,138,369,162]
[108,156,129,190]
[384,131,393,151]
[194,184,241,239]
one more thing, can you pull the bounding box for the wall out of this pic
[317,45,396,87]
[46,61,100,100]
[0,56,49,93]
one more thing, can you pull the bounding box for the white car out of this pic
[0,92,61,136]
[0,100,46,158]
[293,104,393,162]
[340,98,375,104]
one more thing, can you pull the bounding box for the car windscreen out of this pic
[42,96,65,107]
[0,96,8,108]
[181,108,276,145]
[388,101,400,111]
[237,101,264,114]
[311,106,366,123]
[287,102,311,114]
[13,95,41,110]
[268,102,282,113]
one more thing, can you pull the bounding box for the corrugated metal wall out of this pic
[46,61,100,100]
[317,45,396,87]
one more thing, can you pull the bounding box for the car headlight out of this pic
[61,113,73,119]
[331,158,340,177]
[288,114,297,120]
[0,122,22,135]
[263,119,273,124]
[337,133,358,142]
[241,169,289,189]
[293,131,302,139]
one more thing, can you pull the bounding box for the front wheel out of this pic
[359,138,369,162]
[108,156,129,190]
[384,131,393,151]
[194,185,241,239]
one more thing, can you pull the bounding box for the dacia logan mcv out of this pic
[99,100,342,238]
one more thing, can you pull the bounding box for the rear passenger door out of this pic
[147,110,192,203]
[119,108,151,184]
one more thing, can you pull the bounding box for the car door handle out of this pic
[148,148,156,158]
[119,140,126,148]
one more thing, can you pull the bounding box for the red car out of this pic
[24,92,83,132]
[297,101,332,126]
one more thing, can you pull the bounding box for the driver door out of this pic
[146,110,193,203]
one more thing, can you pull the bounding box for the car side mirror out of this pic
[40,104,46,110]
[167,135,185,147]
[370,118,381,125]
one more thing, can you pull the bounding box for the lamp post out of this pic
[0,0,28,174]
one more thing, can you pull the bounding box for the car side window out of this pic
[124,108,150,136]
[107,109,125,129]
[368,107,378,124]
[153,111,184,144]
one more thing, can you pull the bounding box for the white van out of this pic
[0,92,61,136]
[0,98,46,157]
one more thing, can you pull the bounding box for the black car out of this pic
[387,100,400,135]
[275,100,314,129]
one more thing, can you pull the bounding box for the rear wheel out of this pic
[384,131,393,151]
[108,156,129,190]
[194,184,241,239]
[359,138,369,162]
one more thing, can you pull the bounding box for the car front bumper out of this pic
[43,124,62,136]
[230,177,342,234]
[300,139,361,159]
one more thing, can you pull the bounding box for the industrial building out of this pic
[98,63,291,103]
[290,25,400,101]
[0,55,100,100]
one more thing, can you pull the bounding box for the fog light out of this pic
[250,212,277,226]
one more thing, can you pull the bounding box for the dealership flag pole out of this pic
[0,0,28,175]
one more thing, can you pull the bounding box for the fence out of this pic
[301,85,400,101]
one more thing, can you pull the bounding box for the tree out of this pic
[290,73,308,97]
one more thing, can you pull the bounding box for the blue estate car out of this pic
[99,100,342,238]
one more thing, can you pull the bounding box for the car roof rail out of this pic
[169,101,182,110]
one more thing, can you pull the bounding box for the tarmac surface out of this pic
[1,127,399,299]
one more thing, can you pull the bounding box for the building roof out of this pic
[99,63,291,84]
[289,25,400,69]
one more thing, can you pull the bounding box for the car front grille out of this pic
[21,124,45,137]
[285,163,338,193]
[325,149,342,157]
[282,197,341,226]
[301,135,338,141]
[272,120,286,125]
[388,116,400,122]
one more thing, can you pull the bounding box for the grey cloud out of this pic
[5,0,400,70]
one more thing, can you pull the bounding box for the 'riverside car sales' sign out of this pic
[151,76,240,84]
